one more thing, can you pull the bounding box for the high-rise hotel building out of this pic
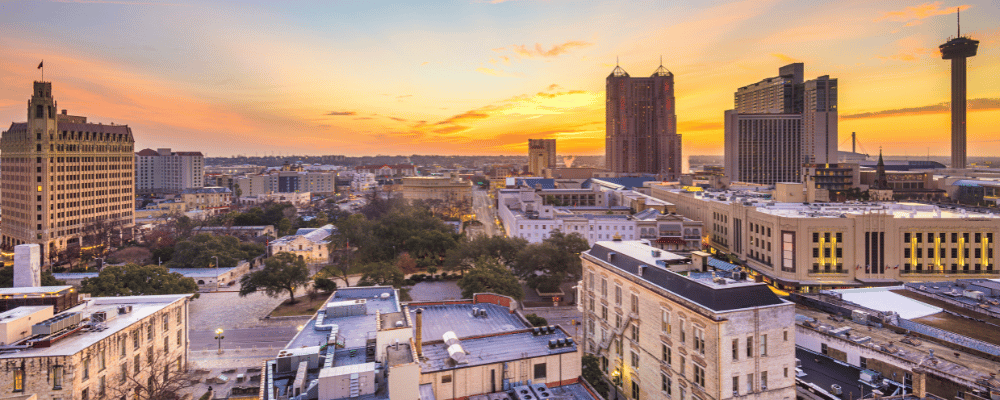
[1,82,135,262]
[606,63,682,180]
[724,63,837,185]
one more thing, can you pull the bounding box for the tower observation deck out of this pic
[939,9,979,170]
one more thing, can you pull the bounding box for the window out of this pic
[733,376,739,395]
[693,364,705,388]
[83,357,90,380]
[760,334,768,356]
[631,324,639,342]
[679,357,685,376]
[163,315,169,331]
[177,330,183,346]
[615,285,622,305]
[662,344,671,365]
[616,313,622,329]
[534,363,547,380]
[147,323,154,340]
[783,330,788,341]
[441,375,452,384]
[694,328,705,354]
[134,355,140,374]
[679,320,686,343]
[732,338,739,360]
[133,331,140,349]
[661,310,671,333]
[121,363,128,384]
[120,339,127,358]
[631,294,639,314]
[761,371,768,389]
[746,373,754,392]
[631,351,639,370]
[164,336,170,353]
[747,336,753,358]
[98,376,106,397]
[601,278,607,297]
[784,367,789,378]
[602,305,608,321]
[52,365,64,389]
[13,369,24,392]
[662,374,672,395]
[81,388,89,400]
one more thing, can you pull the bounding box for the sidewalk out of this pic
[188,347,281,369]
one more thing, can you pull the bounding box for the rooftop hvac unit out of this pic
[472,307,479,317]
[530,383,552,400]
[442,331,460,347]
[548,339,557,349]
[380,292,390,299]
[513,386,535,400]
[117,305,132,315]
[31,312,82,336]
[447,343,467,364]
[564,338,574,347]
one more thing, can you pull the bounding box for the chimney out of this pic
[415,308,423,358]
[61,109,67,115]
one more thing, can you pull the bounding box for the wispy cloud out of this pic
[50,0,186,5]
[510,41,593,58]
[876,2,971,26]
[771,53,800,63]
[842,98,1000,119]
[325,111,356,116]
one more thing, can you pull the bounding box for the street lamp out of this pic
[212,256,220,290]
[610,369,622,400]
[214,328,225,354]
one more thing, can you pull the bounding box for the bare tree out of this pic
[110,348,197,400]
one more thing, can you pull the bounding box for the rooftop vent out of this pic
[652,250,661,258]
[607,252,616,262]
[637,265,645,277]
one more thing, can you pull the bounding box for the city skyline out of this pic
[1,0,998,157]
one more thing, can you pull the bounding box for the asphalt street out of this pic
[189,326,301,351]
[473,188,499,237]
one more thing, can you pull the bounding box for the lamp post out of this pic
[214,328,225,354]
[610,369,621,400]
[212,256,220,290]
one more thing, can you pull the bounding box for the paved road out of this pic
[473,188,499,237]
[189,326,301,351]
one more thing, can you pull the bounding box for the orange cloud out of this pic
[325,111,356,116]
[509,41,593,58]
[876,2,971,24]
[842,98,1000,119]
[771,53,800,63]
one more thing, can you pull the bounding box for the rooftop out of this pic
[272,224,336,245]
[419,328,576,373]
[0,286,74,296]
[0,295,188,358]
[286,287,399,350]
[586,241,786,312]
[408,303,526,342]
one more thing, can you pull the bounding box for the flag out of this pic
[37,61,43,69]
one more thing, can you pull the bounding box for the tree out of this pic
[166,234,265,269]
[107,247,152,265]
[525,313,548,327]
[396,253,418,274]
[80,264,198,296]
[239,252,310,304]
[359,261,404,287]
[511,231,589,292]
[444,235,527,274]
[456,257,524,301]
[110,344,197,400]
[581,354,611,398]
[313,276,338,293]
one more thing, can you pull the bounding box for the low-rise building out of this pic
[0,294,190,400]
[238,192,311,207]
[350,172,377,192]
[398,176,472,203]
[192,225,276,240]
[581,239,797,400]
[268,224,335,263]
[650,183,1000,292]
[260,287,597,400]
[180,186,232,215]
[354,164,417,177]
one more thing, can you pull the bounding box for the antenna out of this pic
[616,56,619,67]
[659,55,663,67]
[957,7,960,37]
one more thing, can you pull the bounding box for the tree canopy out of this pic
[444,235,527,274]
[457,257,524,301]
[80,264,198,296]
[166,234,265,269]
[332,200,460,269]
[239,252,310,303]
[511,231,589,292]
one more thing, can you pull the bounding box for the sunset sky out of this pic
[1,0,998,157]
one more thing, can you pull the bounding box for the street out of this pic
[472,188,500,237]
[189,326,301,351]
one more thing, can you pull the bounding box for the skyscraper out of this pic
[605,62,681,179]
[724,63,838,185]
[1,81,136,264]
[940,10,979,170]
[527,138,556,176]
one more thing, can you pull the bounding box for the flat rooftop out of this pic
[663,188,1000,219]
[420,329,576,373]
[0,286,73,296]
[586,241,785,312]
[409,303,526,342]
[286,287,399,350]
[385,342,414,367]
[0,295,188,358]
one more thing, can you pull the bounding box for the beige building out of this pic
[581,240,796,400]
[528,139,557,176]
[135,148,204,194]
[0,294,190,400]
[268,224,335,263]
[1,81,135,263]
[398,176,472,203]
[651,184,1000,292]
[179,186,232,214]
